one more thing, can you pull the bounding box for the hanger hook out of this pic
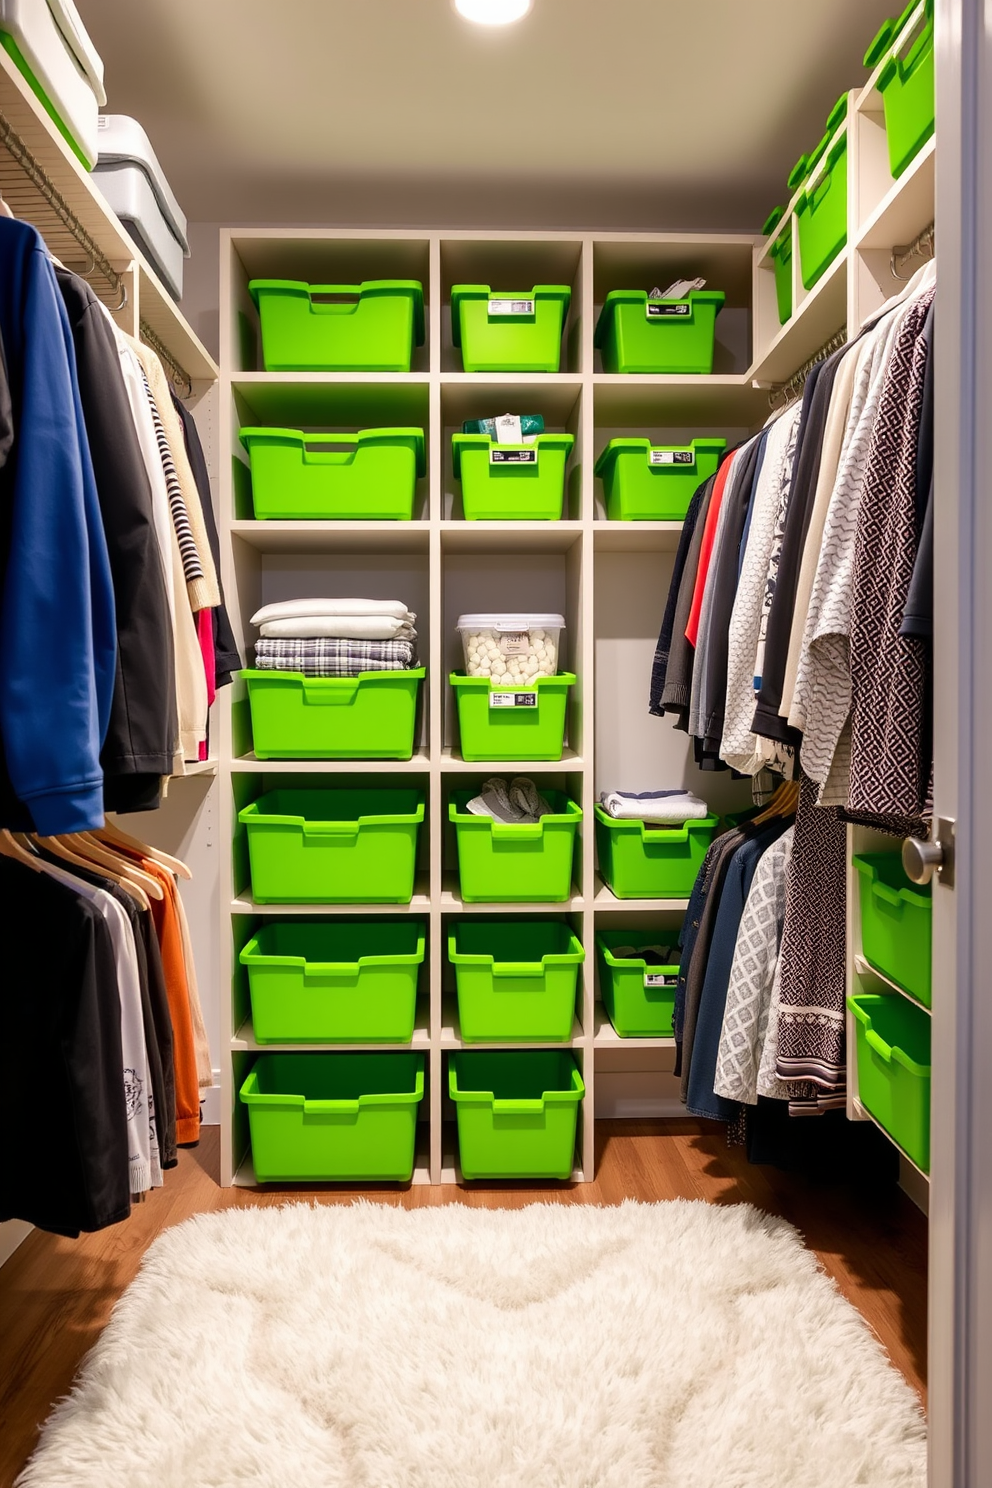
[114,277,128,312]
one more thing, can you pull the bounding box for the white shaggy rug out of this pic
[20,1200,926,1488]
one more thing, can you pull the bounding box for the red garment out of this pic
[196,607,216,762]
[685,450,736,647]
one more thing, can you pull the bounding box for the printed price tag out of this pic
[488,298,535,315]
[490,691,538,709]
[490,448,538,465]
[649,450,695,466]
[644,971,678,989]
[646,301,691,318]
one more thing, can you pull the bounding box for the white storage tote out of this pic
[0,0,106,169]
[94,116,190,300]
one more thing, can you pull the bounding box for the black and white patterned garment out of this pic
[254,637,418,676]
[139,368,203,588]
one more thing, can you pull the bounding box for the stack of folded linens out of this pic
[252,598,418,676]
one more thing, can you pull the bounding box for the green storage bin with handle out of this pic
[762,206,793,326]
[595,806,719,899]
[249,279,425,371]
[449,1050,584,1179]
[240,920,426,1043]
[866,0,935,178]
[449,672,576,762]
[795,96,849,290]
[242,668,425,761]
[238,789,425,904]
[594,289,726,374]
[451,285,571,372]
[448,920,584,1043]
[595,437,726,521]
[853,852,932,1007]
[848,993,931,1172]
[449,790,581,903]
[239,427,426,520]
[596,929,679,1038]
[452,432,574,520]
[240,1052,425,1182]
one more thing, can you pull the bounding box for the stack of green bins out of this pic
[449,673,576,762]
[794,96,849,290]
[241,668,426,761]
[249,279,425,371]
[448,920,584,1042]
[865,0,935,178]
[449,790,582,903]
[452,431,575,520]
[450,285,571,372]
[449,1050,584,1180]
[594,289,726,374]
[853,853,932,1007]
[762,207,794,325]
[596,930,679,1038]
[239,427,426,520]
[594,437,726,521]
[847,994,931,1172]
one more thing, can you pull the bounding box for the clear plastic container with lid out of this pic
[456,613,564,684]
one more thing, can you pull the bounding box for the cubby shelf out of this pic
[854,954,932,1014]
[593,1009,676,1050]
[231,879,433,916]
[233,1150,435,1189]
[439,878,585,914]
[441,747,584,771]
[231,752,432,772]
[439,998,584,1050]
[231,1012,432,1053]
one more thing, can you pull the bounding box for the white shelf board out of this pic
[233,1150,433,1189]
[593,1007,676,1049]
[232,1009,431,1052]
[231,520,430,554]
[854,953,932,1013]
[232,876,432,916]
[179,758,219,777]
[852,1098,931,1183]
[748,251,848,386]
[593,878,689,912]
[440,875,583,913]
[593,522,683,552]
[441,746,583,772]
[440,996,583,1049]
[855,136,935,251]
[593,374,767,424]
[232,751,431,773]
[439,521,583,553]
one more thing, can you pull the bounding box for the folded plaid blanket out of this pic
[254,637,418,677]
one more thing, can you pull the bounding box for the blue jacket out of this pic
[0,219,115,834]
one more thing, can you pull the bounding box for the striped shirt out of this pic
[139,369,203,587]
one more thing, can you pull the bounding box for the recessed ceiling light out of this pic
[453,0,533,25]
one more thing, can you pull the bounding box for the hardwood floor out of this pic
[0,1121,927,1487]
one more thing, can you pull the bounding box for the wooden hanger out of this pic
[751,779,800,826]
[95,820,192,880]
[33,834,152,912]
[67,833,165,900]
[0,828,43,871]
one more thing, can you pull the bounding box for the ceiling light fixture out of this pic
[453,0,533,25]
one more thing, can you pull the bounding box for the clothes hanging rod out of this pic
[891,220,935,280]
[768,325,848,410]
[139,319,193,399]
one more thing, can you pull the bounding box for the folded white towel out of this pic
[599,790,709,823]
[259,616,417,641]
[251,597,415,626]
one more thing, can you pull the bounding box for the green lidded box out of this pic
[762,206,793,326]
[451,285,571,373]
[795,95,849,291]
[596,930,679,1038]
[452,432,574,521]
[449,1050,584,1180]
[448,920,584,1043]
[241,668,425,761]
[240,920,426,1044]
[594,289,726,374]
[595,807,719,899]
[853,852,932,1007]
[848,993,931,1172]
[240,1052,425,1182]
[249,279,425,371]
[238,788,425,904]
[449,790,581,903]
[239,427,425,520]
[866,0,935,178]
[449,672,575,762]
[595,437,726,522]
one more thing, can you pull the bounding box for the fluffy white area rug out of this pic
[19,1200,926,1488]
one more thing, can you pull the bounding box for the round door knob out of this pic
[902,836,943,885]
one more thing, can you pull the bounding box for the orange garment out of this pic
[139,859,200,1146]
[685,449,737,647]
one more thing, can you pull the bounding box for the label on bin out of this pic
[648,450,694,466]
[488,298,535,315]
[646,302,691,318]
[644,972,678,988]
[497,631,529,656]
[490,448,537,465]
[490,691,538,708]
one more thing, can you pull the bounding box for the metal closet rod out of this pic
[0,107,194,396]
[768,325,848,410]
[891,220,935,280]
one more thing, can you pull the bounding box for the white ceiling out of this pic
[78,0,894,231]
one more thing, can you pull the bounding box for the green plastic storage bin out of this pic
[249,279,425,371]
[238,789,425,904]
[448,920,584,1043]
[596,930,679,1038]
[449,1050,584,1179]
[867,0,935,178]
[449,672,576,762]
[241,668,425,761]
[449,790,581,903]
[795,96,849,291]
[239,427,425,520]
[763,206,793,326]
[451,285,571,373]
[240,1052,425,1181]
[594,289,726,374]
[848,993,931,1172]
[853,853,932,1007]
[594,437,726,522]
[452,432,574,521]
[239,920,426,1043]
[595,807,719,899]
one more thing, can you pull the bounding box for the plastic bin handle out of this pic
[871,880,906,908]
[491,962,546,979]
[488,820,546,840]
[303,821,361,837]
[302,1097,361,1116]
[865,1029,895,1064]
[491,1098,547,1114]
[302,679,361,705]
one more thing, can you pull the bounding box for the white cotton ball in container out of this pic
[532,629,545,641]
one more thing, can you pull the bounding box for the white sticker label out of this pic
[644,972,678,989]
[646,301,691,319]
[489,691,538,709]
[489,298,535,315]
[497,631,529,656]
[649,450,695,466]
[494,413,523,444]
[490,448,537,465]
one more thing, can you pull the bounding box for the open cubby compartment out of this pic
[591,905,685,1116]
[441,768,585,906]
[440,909,586,1045]
[592,237,755,375]
[231,378,431,523]
[441,537,583,763]
[229,539,430,763]
[225,231,431,374]
[439,236,584,374]
[441,377,583,521]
